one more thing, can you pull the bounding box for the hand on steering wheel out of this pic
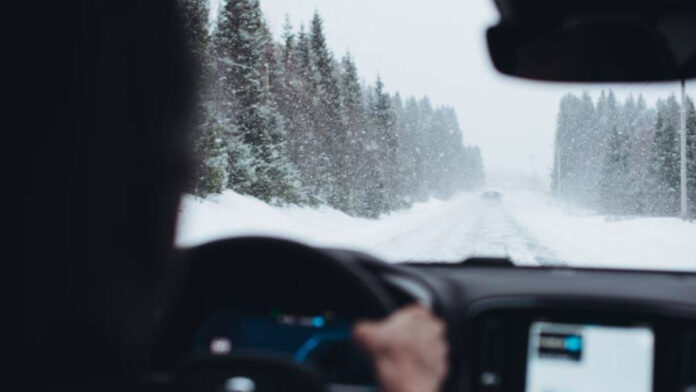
[354,305,449,392]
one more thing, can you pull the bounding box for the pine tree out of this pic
[295,25,314,87]
[685,95,696,219]
[416,97,437,199]
[260,22,284,107]
[281,24,323,202]
[280,16,295,67]
[339,54,365,142]
[309,13,341,105]
[339,53,371,214]
[576,91,600,204]
[597,94,647,214]
[195,118,231,194]
[552,94,580,198]
[276,18,299,160]
[649,96,681,215]
[390,92,412,206]
[553,90,620,207]
[178,0,232,196]
[275,20,304,170]
[400,97,423,200]
[366,77,398,214]
[309,12,347,208]
[211,0,253,193]
[599,125,630,213]
[178,0,209,64]
[624,94,655,215]
[213,0,302,202]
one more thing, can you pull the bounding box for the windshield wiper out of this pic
[461,257,515,267]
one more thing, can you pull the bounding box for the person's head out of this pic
[19,0,197,380]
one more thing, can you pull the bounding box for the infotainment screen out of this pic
[526,322,654,392]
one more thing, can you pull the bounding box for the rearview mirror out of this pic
[487,12,696,82]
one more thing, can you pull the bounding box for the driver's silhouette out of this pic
[17,2,447,392]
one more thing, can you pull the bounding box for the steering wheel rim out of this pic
[152,236,396,369]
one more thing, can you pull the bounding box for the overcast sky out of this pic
[214,0,694,189]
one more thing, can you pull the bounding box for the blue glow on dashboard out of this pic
[312,316,326,328]
[294,331,352,363]
[564,336,583,352]
[192,309,374,385]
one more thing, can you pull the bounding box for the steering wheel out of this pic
[152,236,397,370]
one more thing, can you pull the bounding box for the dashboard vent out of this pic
[478,320,505,391]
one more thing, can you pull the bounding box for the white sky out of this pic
[213,0,695,189]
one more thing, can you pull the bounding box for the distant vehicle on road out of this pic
[482,190,502,202]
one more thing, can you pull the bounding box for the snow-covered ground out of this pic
[176,190,696,271]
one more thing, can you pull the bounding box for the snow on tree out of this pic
[649,96,681,215]
[212,0,301,202]
[367,76,399,214]
[339,53,372,214]
[552,90,694,218]
[308,12,348,209]
[178,0,230,196]
[686,96,696,219]
[179,5,485,216]
[599,125,630,213]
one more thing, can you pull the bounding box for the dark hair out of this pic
[18,0,197,382]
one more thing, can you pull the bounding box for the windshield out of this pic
[176,0,696,272]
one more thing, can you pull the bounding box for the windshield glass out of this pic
[176,0,696,271]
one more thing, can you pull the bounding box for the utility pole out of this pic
[680,79,688,219]
[556,147,562,196]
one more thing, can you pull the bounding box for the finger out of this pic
[432,318,447,338]
[402,304,431,317]
[353,321,383,351]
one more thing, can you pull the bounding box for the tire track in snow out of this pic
[366,195,484,261]
[452,202,565,265]
[500,212,567,266]
[367,195,567,265]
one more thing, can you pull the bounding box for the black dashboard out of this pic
[407,264,696,392]
[155,237,696,392]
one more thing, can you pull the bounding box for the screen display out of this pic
[526,322,654,392]
[192,308,374,384]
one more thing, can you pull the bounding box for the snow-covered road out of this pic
[177,190,696,271]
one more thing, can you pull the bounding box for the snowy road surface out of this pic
[177,190,696,271]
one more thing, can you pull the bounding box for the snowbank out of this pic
[177,190,696,271]
[176,190,457,257]
[505,191,696,270]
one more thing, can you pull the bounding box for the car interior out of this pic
[18,1,696,392]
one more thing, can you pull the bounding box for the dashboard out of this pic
[154,238,696,392]
[418,264,696,392]
[465,299,694,392]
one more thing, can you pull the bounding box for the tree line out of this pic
[552,90,696,218]
[179,0,484,217]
